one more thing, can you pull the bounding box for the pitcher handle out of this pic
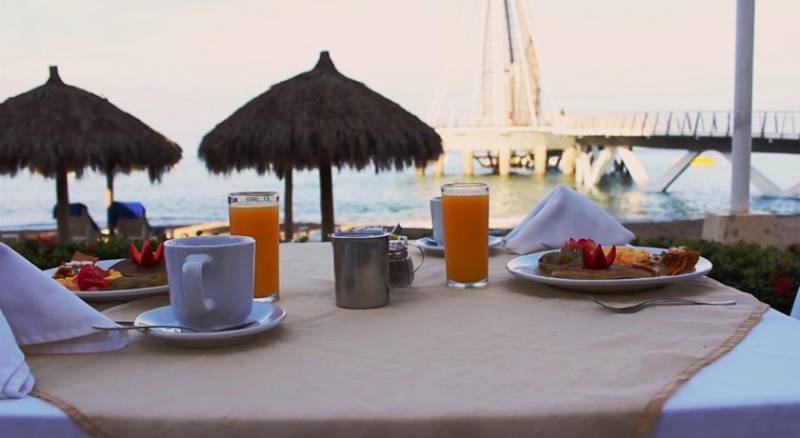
[408,242,425,273]
[182,254,216,315]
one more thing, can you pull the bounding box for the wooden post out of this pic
[55,168,71,243]
[433,154,445,177]
[498,148,511,176]
[534,145,547,176]
[105,168,115,207]
[561,146,577,176]
[462,149,474,176]
[415,163,426,177]
[283,167,294,241]
[319,159,334,241]
[105,168,115,235]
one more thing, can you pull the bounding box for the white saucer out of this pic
[134,301,286,348]
[416,235,504,255]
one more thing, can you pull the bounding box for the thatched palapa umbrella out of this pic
[0,66,182,242]
[199,51,442,240]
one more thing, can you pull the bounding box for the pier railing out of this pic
[551,111,800,140]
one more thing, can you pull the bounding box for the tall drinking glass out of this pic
[228,192,280,301]
[441,182,489,288]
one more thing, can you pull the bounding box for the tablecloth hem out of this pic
[32,388,108,438]
[633,301,770,438]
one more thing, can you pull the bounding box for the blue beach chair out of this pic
[51,203,101,243]
[108,201,151,240]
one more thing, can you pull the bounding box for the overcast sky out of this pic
[2,0,798,153]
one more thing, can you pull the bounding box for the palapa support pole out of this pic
[319,157,334,241]
[105,167,115,208]
[105,168,116,235]
[55,167,71,243]
[283,167,294,241]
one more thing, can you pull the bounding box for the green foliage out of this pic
[12,235,165,271]
[634,237,800,315]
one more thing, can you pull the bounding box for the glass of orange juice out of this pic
[228,192,280,301]
[441,182,489,288]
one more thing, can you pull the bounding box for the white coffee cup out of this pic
[164,235,255,331]
[430,196,443,245]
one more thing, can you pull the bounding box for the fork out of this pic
[584,295,736,314]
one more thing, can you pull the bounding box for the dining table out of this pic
[3,243,800,438]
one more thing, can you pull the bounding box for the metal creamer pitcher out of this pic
[330,229,391,309]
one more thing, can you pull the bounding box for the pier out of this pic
[424,0,800,196]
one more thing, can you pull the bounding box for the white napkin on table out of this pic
[0,243,128,397]
[504,185,635,254]
[0,309,34,399]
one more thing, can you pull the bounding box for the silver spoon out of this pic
[92,320,257,333]
[585,295,736,314]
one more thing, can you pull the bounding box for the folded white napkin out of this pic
[0,243,128,356]
[0,309,34,399]
[504,185,635,254]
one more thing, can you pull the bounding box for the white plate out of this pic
[416,235,504,254]
[506,246,713,293]
[134,301,286,348]
[44,259,169,302]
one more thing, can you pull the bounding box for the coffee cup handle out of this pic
[182,254,216,314]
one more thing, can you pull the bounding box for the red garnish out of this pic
[562,238,598,252]
[581,244,617,270]
[129,241,164,268]
[76,265,110,291]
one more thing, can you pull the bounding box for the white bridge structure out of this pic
[424,0,800,196]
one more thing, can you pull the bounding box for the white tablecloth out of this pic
[3,309,799,438]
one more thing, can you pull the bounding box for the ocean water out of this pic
[3,148,800,231]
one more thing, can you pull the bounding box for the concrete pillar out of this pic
[498,148,512,177]
[462,149,474,176]
[534,145,547,176]
[561,146,577,176]
[731,0,755,213]
[433,155,445,177]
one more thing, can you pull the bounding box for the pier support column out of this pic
[433,155,445,177]
[462,149,474,176]
[575,146,592,187]
[534,145,547,176]
[498,148,511,177]
[560,146,577,176]
[721,153,783,196]
[584,147,615,188]
[616,147,650,188]
[645,150,699,193]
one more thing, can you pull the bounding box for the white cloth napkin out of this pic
[504,185,635,254]
[0,243,128,356]
[0,309,34,398]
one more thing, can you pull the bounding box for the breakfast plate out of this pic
[134,301,286,348]
[416,235,504,254]
[506,246,713,293]
[44,259,169,302]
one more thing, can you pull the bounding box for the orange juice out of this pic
[229,203,279,299]
[442,183,489,287]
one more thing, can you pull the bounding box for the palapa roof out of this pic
[0,66,181,180]
[199,51,442,177]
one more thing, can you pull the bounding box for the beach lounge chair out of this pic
[108,201,151,240]
[0,233,20,246]
[51,203,101,243]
